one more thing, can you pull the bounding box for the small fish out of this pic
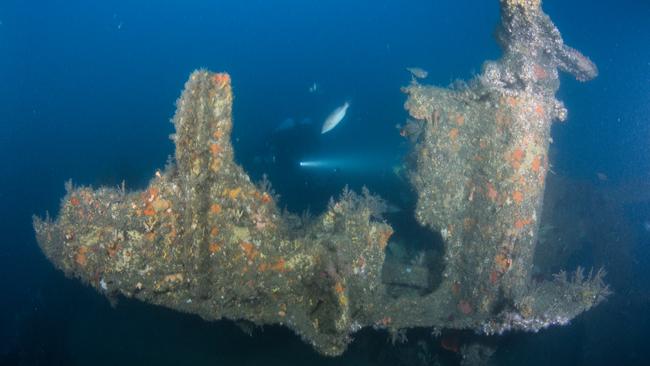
[384,202,402,214]
[440,333,460,353]
[274,118,295,133]
[321,102,350,134]
[406,67,428,79]
[299,117,312,125]
[308,82,319,93]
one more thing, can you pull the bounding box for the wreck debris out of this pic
[35,71,391,356]
[34,0,608,356]
[400,0,605,334]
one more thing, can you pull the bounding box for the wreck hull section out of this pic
[34,0,610,356]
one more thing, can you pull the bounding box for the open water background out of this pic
[1,0,649,365]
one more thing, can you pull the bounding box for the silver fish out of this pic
[321,102,350,134]
[406,67,428,79]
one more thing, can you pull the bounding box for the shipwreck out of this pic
[34,0,610,356]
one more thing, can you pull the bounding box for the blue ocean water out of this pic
[1,0,649,365]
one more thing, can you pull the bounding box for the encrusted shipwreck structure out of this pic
[34,0,610,356]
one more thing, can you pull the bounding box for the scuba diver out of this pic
[254,117,323,211]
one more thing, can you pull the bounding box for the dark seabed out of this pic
[1,0,649,365]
